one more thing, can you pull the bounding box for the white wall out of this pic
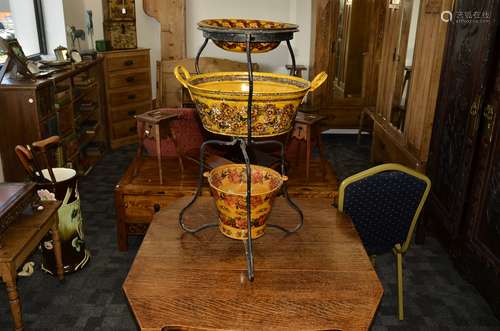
[8,0,40,55]
[42,0,67,55]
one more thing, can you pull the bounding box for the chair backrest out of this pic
[338,163,431,255]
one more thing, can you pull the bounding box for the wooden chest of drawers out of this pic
[101,48,152,149]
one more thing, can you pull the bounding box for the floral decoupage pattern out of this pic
[207,164,284,240]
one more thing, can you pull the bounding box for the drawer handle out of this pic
[153,204,160,213]
[128,110,137,116]
[124,60,134,66]
[128,94,136,100]
[129,126,136,132]
[126,76,135,83]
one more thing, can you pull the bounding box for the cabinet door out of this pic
[459,37,500,316]
[426,0,499,241]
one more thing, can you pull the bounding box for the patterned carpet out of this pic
[1,134,499,330]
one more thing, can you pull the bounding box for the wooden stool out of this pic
[292,112,327,182]
[135,110,184,184]
[286,64,307,78]
[0,201,63,331]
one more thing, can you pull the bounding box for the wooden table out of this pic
[123,197,383,330]
[0,200,63,331]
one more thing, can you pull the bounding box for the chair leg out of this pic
[51,221,65,282]
[396,251,404,320]
[357,110,366,145]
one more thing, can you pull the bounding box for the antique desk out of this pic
[124,197,383,330]
[0,59,107,181]
[0,183,63,331]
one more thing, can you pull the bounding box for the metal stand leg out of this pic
[178,139,239,233]
[250,140,304,233]
[244,34,255,281]
[179,34,303,282]
[195,38,209,74]
[239,139,254,281]
[286,40,296,75]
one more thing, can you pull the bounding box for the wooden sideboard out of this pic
[100,48,152,149]
[0,59,107,182]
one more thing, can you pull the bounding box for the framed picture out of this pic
[0,37,35,81]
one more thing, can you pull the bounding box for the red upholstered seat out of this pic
[138,108,204,157]
[138,107,305,161]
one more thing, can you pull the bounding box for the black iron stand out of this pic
[179,33,303,281]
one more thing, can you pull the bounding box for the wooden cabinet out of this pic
[0,60,107,182]
[101,48,152,149]
[426,0,500,317]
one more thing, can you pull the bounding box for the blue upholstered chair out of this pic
[338,163,431,320]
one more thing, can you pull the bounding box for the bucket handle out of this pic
[309,71,328,92]
[174,65,191,88]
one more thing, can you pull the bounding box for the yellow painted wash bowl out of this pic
[174,65,327,137]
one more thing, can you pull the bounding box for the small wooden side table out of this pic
[135,109,184,184]
[0,199,63,331]
[292,111,327,181]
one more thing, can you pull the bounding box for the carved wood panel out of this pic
[427,0,498,239]
[426,0,500,317]
[458,29,500,316]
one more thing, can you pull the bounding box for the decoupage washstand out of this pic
[175,18,327,281]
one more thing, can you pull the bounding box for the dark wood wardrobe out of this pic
[426,0,500,317]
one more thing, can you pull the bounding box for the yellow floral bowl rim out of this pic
[204,164,287,197]
[197,18,299,32]
[174,65,328,101]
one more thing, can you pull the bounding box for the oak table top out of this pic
[123,197,383,331]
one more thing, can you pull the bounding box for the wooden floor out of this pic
[122,155,338,198]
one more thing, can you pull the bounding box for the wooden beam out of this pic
[143,0,186,61]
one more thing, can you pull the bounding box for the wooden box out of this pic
[103,21,137,50]
[102,0,137,50]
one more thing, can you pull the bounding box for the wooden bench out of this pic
[0,201,63,331]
